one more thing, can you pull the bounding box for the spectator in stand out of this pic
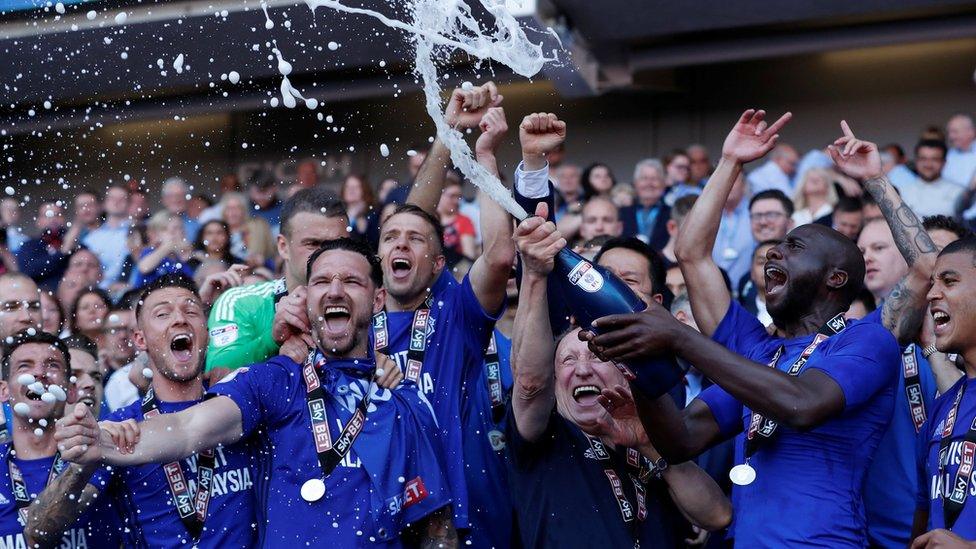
[100,305,137,376]
[1,197,27,253]
[17,202,72,291]
[942,112,976,186]
[746,143,798,196]
[220,192,250,259]
[580,162,616,200]
[189,220,240,270]
[610,183,635,209]
[923,214,972,250]
[186,194,212,220]
[438,178,478,261]
[829,197,865,241]
[0,232,15,275]
[862,192,883,223]
[161,177,200,241]
[39,291,63,336]
[893,140,965,218]
[737,239,779,327]
[792,168,838,226]
[128,188,149,222]
[749,190,794,242]
[881,144,916,188]
[553,164,583,221]
[69,286,111,344]
[620,159,670,250]
[82,184,130,288]
[0,273,42,339]
[62,334,106,417]
[383,146,431,206]
[665,264,685,297]
[664,149,700,206]
[341,173,380,247]
[71,189,103,241]
[134,212,194,288]
[574,197,622,248]
[294,158,320,189]
[845,288,876,319]
[377,177,399,204]
[116,224,148,287]
[56,249,103,313]
[243,217,276,270]
[793,146,834,189]
[248,170,282,230]
[687,144,712,186]
[660,195,697,265]
[713,172,755,287]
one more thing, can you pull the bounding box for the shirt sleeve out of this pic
[697,384,745,438]
[711,300,773,357]
[805,321,899,411]
[514,161,551,199]
[206,360,290,437]
[455,274,504,353]
[504,403,560,470]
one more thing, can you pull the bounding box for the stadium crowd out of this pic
[0,81,975,548]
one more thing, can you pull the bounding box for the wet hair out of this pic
[279,187,347,237]
[923,215,972,241]
[594,237,671,307]
[62,334,98,361]
[2,330,70,379]
[134,274,200,321]
[915,139,948,159]
[384,203,445,251]
[749,189,795,217]
[306,237,383,287]
[69,287,112,335]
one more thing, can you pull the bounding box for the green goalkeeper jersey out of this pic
[205,278,287,372]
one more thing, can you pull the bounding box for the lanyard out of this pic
[938,379,976,530]
[484,333,506,424]
[141,387,215,540]
[745,313,846,458]
[583,434,650,541]
[302,349,375,483]
[8,447,66,527]
[372,295,432,384]
[902,344,927,433]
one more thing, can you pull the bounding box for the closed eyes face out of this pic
[306,250,381,357]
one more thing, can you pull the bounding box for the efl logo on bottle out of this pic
[567,262,604,293]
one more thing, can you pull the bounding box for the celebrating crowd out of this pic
[0,80,976,548]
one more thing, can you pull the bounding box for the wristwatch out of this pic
[649,457,669,479]
[921,344,939,359]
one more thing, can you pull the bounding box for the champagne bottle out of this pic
[549,247,686,398]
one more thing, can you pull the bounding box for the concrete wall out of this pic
[7,36,976,208]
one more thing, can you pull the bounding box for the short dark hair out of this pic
[135,274,200,320]
[915,139,948,159]
[749,190,795,217]
[938,235,976,263]
[306,238,383,287]
[923,215,972,241]
[279,187,347,237]
[115,288,143,312]
[62,334,98,361]
[851,287,877,314]
[835,196,864,213]
[385,203,445,251]
[70,287,113,334]
[594,237,671,306]
[754,239,781,257]
[2,330,70,379]
[671,195,697,223]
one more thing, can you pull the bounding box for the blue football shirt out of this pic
[379,271,501,530]
[106,399,258,548]
[0,443,121,548]
[861,309,938,547]
[208,355,452,548]
[918,375,976,540]
[699,301,899,547]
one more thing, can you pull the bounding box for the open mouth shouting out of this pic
[169,333,194,363]
[389,257,413,282]
[764,263,788,296]
[572,385,602,406]
[322,304,352,334]
[932,308,951,338]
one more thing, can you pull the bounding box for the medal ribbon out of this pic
[902,344,927,433]
[8,448,66,527]
[484,333,507,424]
[141,387,214,540]
[583,435,651,534]
[938,379,976,530]
[302,349,376,484]
[744,313,847,459]
[372,295,432,384]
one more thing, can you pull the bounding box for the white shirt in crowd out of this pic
[943,143,976,187]
[104,354,146,412]
[791,203,833,227]
[892,176,966,219]
[747,160,792,196]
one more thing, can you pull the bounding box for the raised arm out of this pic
[406,82,502,214]
[674,109,792,335]
[827,120,938,344]
[511,203,565,442]
[55,395,244,467]
[467,106,516,312]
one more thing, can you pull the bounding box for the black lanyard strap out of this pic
[302,350,375,481]
[903,344,927,433]
[372,296,432,384]
[938,379,975,530]
[583,434,652,538]
[8,447,65,527]
[141,387,214,540]
[484,333,507,424]
[745,313,846,458]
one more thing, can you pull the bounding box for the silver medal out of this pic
[488,429,506,452]
[729,463,756,486]
[300,478,326,502]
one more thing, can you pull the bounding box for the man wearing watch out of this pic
[507,202,731,547]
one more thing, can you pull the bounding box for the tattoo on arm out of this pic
[24,465,99,549]
[420,506,458,549]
